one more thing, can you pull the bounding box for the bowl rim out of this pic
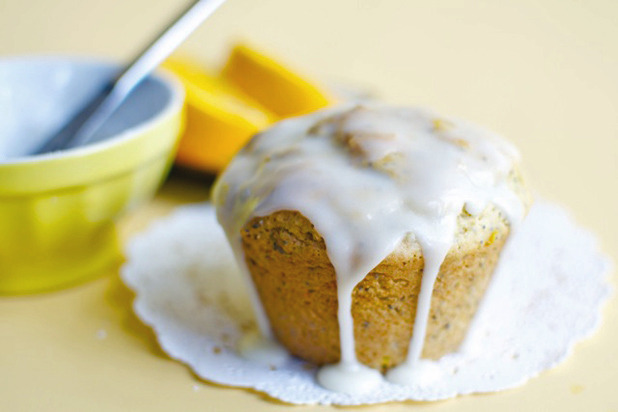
[0,55,185,166]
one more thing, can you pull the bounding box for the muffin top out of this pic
[214,104,526,279]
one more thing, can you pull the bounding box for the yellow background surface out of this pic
[1,0,617,410]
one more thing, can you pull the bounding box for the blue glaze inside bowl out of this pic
[0,57,177,160]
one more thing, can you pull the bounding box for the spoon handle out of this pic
[114,0,226,101]
[35,0,226,154]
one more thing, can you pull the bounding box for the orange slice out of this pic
[221,44,334,118]
[162,58,274,172]
[162,45,335,173]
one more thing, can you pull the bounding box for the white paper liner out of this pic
[121,200,612,405]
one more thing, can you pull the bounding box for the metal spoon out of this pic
[34,0,226,155]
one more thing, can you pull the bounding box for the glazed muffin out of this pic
[214,104,529,377]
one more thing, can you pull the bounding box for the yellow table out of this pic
[1,0,617,410]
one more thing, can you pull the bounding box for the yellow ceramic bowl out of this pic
[0,57,184,294]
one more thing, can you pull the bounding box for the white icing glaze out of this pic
[386,359,444,385]
[237,330,289,368]
[213,104,525,392]
[224,236,290,366]
[317,362,383,395]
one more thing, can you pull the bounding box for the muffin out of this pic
[214,104,529,387]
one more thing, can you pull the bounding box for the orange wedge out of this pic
[162,58,274,172]
[221,44,334,118]
[163,45,335,173]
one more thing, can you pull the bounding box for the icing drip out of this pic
[225,236,289,365]
[237,330,289,368]
[214,104,525,392]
